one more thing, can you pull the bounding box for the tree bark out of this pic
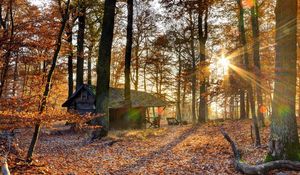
[198,4,208,123]
[188,9,196,124]
[134,42,139,91]
[124,0,133,106]
[251,1,265,127]
[240,91,246,119]
[26,0,70,162]
[94,0,117,138]
[87,43,93,85]
[176,48,182,122]
[236,0,260,146]
[269,0,299,160]
[0,0,13,98]
[66,20,73,98]
[12,55,18,96]
[76,0,86,89]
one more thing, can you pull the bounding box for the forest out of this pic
[0,0,300,174]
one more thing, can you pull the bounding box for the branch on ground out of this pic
[220,128,300,175]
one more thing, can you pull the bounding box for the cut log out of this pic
[1,161,10,175]
[220,128,300,175]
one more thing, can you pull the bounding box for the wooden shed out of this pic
[62,84,167,129]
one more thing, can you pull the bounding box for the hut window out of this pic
[81,91,88,100]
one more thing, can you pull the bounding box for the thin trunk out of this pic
[95,0,117,136]
[143,63,147,92]
[249,86,261,146]
[269,0,299,160]
[124,0,133,105]
[135,43,139,91]
[240,91,246,119]
[188,10,196,124]
[26,0,70,162]
[251,1,265,127]
[12,55,18,96]
[230,96,234,118]
[87,43,93,85]
[76,1,85,89]
[246,91,250,118]
[176,49,182,121]
[22,64,28,96]
[181,82,187,118]
[66,21,73,98]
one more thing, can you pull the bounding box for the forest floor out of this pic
[8,119,300,175]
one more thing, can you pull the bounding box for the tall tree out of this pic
[236,0,260,146]
[26,0,70,162]
[0,0,14,98]
[237,0,246,120]
[269,0,299,160]
[66,10,75,98]
[250,0,265,127]
[94,0,117,138]
[124,0,133,105]
[198,2,208,123]
[76,0,86,89]
[188,9,197,124]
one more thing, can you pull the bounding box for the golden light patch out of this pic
[242,0,254,8]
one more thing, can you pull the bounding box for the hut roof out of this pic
[62,84,167,109]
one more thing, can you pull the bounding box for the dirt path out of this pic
[13,120,300,174]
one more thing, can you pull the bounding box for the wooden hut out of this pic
[62,84,167,129]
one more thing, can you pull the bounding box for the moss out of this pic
[265,143,300,162]
[264,153,274,162]
[286,144,300,161]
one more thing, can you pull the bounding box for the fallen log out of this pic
[1,160,10,175]
[220,128,300,175]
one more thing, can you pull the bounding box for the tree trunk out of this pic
[188,10,196,124]
[94,0,117,138]
[66,21,73,98]
[269,0,299,160]
[87,43,93,85]
[124,0,133,106]
[176,49,182,121]
[182,81,187,120]
[76,1,85,89]
[251,1,265,127]
[236,0,260,146]
[237,0,246,120]
[134,42,139,91]
[246,91,250,118]
[248,86,261,146]
[12,55,18,96]
[198,4,208,123]
[0,0,13,98]
[240,90,246,119]
[26,0,70,162]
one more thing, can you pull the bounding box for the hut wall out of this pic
[109,107,146,130]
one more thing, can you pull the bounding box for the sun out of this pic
[218,55,230,72]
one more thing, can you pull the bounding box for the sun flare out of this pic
[218,56,230,73]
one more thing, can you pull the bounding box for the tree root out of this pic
[220,128,300,174]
